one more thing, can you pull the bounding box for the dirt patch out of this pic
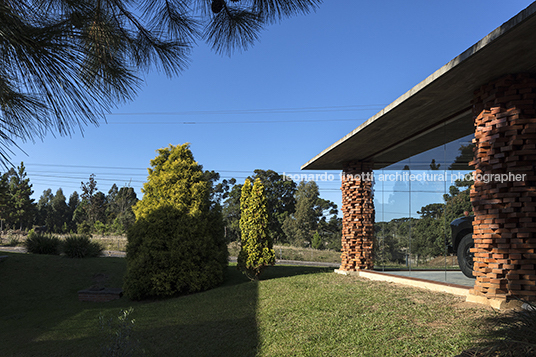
[423,255,458,267]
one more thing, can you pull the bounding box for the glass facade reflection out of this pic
[373,132,474,283]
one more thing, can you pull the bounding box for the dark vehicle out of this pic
[450,216,474,278]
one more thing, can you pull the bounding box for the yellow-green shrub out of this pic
[237,178,275,280]
[123,144,228,300]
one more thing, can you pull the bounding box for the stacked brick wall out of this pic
[340,161,375,271]
[470,73,536,301]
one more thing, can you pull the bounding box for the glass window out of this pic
[373,131,474,285]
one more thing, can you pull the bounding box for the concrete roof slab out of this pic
[302,2,536,170]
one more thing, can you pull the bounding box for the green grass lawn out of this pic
[228,241,342,264]
[0,252,527,356]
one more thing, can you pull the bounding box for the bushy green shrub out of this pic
[123,144,228,300]
[24,233,61,255]
[63,234,103,258]
[124,205,228,300]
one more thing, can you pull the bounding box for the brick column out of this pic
[340,161,375,271]
[470,73,536,302]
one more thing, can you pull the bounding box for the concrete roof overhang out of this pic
[302,2,536,171]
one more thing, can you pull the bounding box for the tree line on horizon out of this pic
[0,163,139,235]
[221,169,342,250]
[0,159,472,261]
[0,159,471,259]
[0,163,342,251]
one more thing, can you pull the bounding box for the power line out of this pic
[105,118,369,125]
[24,163,343,175]
[21,163,406,196]
[26,163,148,171]
[28,173,146,183]
[105,104,386,117]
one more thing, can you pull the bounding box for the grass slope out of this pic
[0,252,511,356]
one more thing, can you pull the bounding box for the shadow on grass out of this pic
[0,252,329,356]
[0,252,131,355]
[133,276,259,356]
[456,302,536,357]
[259,264,332,281]
[143,264,332,356]
[223,263,332,286]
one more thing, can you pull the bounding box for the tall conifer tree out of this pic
[9,163,34,230]
[238,178,275,280]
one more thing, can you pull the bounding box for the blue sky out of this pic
[12,0,535,216]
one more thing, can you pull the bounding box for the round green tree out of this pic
[123,144,228,300]
[238,178,275,280]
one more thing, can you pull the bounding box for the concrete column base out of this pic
[466,292,524,310]
[336,269,524,310]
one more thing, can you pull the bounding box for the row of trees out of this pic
[222,170,342,250]
[0,163,138,235]
[2,161,472,265]
[0,163,342,251]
